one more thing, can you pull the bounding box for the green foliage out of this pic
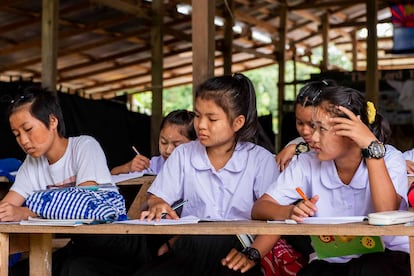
[131,45,350,134]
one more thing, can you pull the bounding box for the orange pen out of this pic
[295,187,309,201]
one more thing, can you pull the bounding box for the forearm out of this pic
[366,158,400,211]
[110,162,131,175]
[252,195,293,220]
[250,235,280,258]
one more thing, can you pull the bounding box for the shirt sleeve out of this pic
[285,137,305,147]
[403,148,414,161]
[73,136,113,185]
[385,145,409,209]
[147,146,184,205]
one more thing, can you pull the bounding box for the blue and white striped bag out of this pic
[26,187,127,221]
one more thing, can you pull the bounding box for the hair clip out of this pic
[310,89,322,104]
[367,101,376,124]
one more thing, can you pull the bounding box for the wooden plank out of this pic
[126,180,152,219]
[116,175,156,219]
[30,233,52,276]
[41,0,58,91]
[192,0,215,94]
[1,220,414,236]
[0,233,8,276]
[151,0,164,156]
[365,0,378,105]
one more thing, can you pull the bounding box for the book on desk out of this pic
[311,235,384,259]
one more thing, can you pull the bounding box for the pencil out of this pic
[131,146,155,174]
[295,187,309,201]
[132,146,140,155]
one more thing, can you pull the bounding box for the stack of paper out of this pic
[114,215,200,225]
[20,217,97,226]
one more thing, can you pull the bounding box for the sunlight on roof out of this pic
[177,4,192,15]
[358,23,393,38]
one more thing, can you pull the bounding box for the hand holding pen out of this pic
[290,187,318,222]
[140,195,187,221]
[130,146,153,173]
[161,200,188,218]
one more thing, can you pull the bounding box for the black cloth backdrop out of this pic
[1,82,275,170]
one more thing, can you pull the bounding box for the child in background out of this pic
[275,80,336,172]
[136,73,280,275]
[252,85,410,276]
[110,109,196,175]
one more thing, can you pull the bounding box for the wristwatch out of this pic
[361,140,386,159]
[295,142,310,155]
[241,247,261,263]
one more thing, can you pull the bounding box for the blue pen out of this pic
[161,199,188,218]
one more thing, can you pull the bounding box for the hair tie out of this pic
[367,101,376,124]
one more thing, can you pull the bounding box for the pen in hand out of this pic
[131,146,155,174]
[161,199,188,219]
[131,146,140,156]
[295,187,309,201]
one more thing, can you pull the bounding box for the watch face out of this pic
[296,142,310,155]
[369,141,385,159]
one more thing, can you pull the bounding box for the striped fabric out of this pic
[26,188,127,221]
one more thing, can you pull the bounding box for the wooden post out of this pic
[41,0,58,92]
[192,0,215,99]
[277,3,287,152]
[223,0,234,76]
[351,30,358,71]
[365,0,379,105]
[30,234,52,276]
[321,12,329,72]
[151,0,164,155]
[0,234,9,276]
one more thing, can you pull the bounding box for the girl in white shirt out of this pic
[253,85,410,276]
[137,73,280,275]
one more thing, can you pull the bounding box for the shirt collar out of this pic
[191,141,250,173]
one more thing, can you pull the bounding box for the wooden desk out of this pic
[116,175,156,219]
[2,221,414,276]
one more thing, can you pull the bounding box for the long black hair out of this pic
[195,73,274,152]
[312,86,391,143]
[161,109,197,140]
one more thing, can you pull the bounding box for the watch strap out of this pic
[241,247,261,263]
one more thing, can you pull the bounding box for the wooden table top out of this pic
[1,220,413,236]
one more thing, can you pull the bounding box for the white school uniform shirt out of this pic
[12,135,113,199]
[403,148,414,161]
[266,145,409,263]
[148,140,280,220]
[146,155,165,174]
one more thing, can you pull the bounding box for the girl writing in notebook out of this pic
[252,85,410,275]
[136,73,280,275]
[111,109,197,175]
